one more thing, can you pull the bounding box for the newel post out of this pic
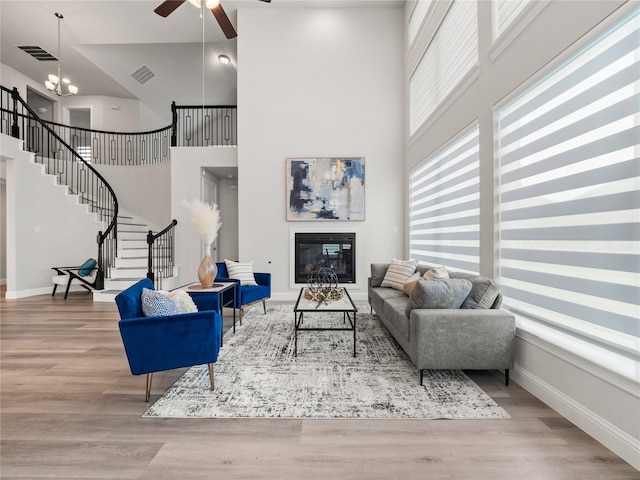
[10,88,20,138]
[170,101,177,147]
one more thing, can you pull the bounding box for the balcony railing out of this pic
[172,102,237,147]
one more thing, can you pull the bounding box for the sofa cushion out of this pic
[161,290,198,314]
[405,278,473,316]
[141,288,179,317]
[380,259,418,290]
[370,263,389,288]
[382,295,411,342]
[402,269,436,296]
[225,259,258,286]
[450,272,501,309]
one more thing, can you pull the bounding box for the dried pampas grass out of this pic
[182,198,221,247]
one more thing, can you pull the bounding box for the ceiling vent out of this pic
[131,64,155,85]
[18,45,57,61]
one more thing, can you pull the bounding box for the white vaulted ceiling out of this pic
[0,0,403,118]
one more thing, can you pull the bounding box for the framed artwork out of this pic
[286,157,365,221]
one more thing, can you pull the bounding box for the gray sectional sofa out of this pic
[368,262,516,385]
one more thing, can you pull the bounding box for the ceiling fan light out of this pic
[68,85,78,95]
[48,74,59,84]
[187,0,201,8]
[205,0,220,8]
[62,77,71,84]
[45,80,55,91]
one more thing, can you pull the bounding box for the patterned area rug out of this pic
[143,304,510,419]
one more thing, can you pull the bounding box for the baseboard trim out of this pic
[512,365,640,470]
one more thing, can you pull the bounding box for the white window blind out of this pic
[409,125,480,273]
[408,1,432,46]
[497,9,640,359]
[409,0,478,135]
[494,0,531,39]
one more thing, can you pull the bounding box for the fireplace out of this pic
[294,232,356,284]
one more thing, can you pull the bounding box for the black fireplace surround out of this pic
[294,232,355,284]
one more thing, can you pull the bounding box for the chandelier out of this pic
[44,13,78,96]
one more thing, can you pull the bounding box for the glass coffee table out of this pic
[293,287,358,357]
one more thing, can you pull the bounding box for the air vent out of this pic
[130,64,155,85]
[18,45,57,61]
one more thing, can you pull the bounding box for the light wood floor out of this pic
[1,287,637,479]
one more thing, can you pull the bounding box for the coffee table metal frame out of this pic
[293,287,358,357]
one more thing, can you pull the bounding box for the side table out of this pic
[177,282,238,346]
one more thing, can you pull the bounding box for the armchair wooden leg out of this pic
[64,277,73,299]
[208,363,215,390]
[239,307,244,326]
[262,299,267,314]
[52,284,58,296]
[505,368,510,386]
[145,373,153,402]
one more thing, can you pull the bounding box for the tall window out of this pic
[408,0,432,46]
[496,9,640,361]
[409,125,480,273]
[409,0,478,134]
[493,0,531,39]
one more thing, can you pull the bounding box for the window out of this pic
[408,0,432,46]
[409,125,480,273]
[493,0,531,39]
[496,9,640,362]
[409,0,478,134]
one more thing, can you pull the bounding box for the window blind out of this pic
[408,0,432,46]
[496,9,640,358]
[409,0,478,135]
[494,0,531,39]
[409,125,480,273]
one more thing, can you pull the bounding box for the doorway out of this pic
[26,88,54,123]
[201,171,218,261]
[67,107,92,162]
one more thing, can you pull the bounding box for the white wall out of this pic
[1,135,101,298]
[405,0,638,468]
[94,161,171,228]
[237,7,405,301]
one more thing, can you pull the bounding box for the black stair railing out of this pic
[1,86,118,288]
[147,219,178,290]
[171,101,237,147]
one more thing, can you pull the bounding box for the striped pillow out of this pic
[380,259,418,291]
[224,259,258,286]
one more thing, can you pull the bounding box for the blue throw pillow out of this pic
[141,288,179,317]
[78,258,97,277]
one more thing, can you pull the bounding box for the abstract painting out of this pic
[286,157,365,221]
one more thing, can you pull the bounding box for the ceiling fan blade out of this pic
[211,4,237,39]
[154,0,186,17]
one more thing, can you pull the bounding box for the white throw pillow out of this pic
[160,290,198,314]
[380,259,418,291]
[432,265,449,279]
[225,259,258,286]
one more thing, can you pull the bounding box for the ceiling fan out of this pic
[154,0,271,39]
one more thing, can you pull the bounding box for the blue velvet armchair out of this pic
[115,278,222,402]
[215,262,271,324]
